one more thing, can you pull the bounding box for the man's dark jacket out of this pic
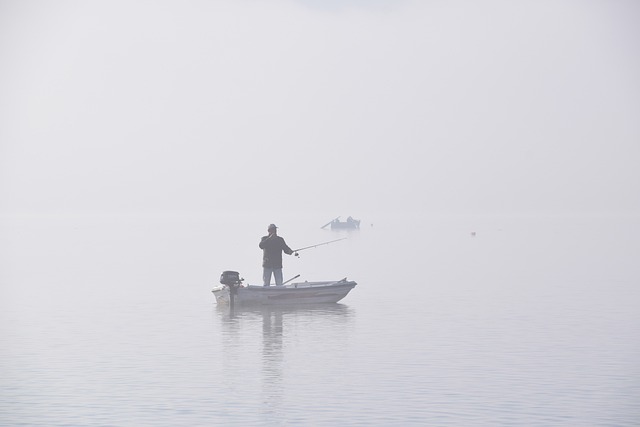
[259,235,293,268]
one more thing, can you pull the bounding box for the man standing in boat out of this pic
[259,223,294,287]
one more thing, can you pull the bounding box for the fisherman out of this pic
[259,224,294,286]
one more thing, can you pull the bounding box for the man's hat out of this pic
[268,224,277,230]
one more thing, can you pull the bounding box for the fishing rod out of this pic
[293,237,347,256]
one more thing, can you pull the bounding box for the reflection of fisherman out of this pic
[259,224,294,287]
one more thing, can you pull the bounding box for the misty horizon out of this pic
[1,1,639,218]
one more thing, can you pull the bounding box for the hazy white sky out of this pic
[1,0,638,217]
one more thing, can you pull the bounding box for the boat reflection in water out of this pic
[215,303,356,420]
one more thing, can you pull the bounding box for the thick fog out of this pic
[1,0,639,218]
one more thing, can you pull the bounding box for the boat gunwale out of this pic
[245,280,356,291]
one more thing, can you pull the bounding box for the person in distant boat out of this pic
[259,223,294,287]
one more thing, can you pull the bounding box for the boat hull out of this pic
[212,280,357,306]
[330,221,360,229]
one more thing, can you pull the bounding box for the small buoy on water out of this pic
[471,232,476,237]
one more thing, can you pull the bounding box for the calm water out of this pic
[1,213,639,426]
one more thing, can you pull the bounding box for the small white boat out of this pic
[212,277,357,306]
[321,216,361,230]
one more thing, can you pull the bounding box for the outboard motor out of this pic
[220,271,243,308]
[220,270,242,286]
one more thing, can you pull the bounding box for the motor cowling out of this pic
[220,270,242,286]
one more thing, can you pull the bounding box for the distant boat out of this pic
[321,216,361,230]
[212,278,357,306]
